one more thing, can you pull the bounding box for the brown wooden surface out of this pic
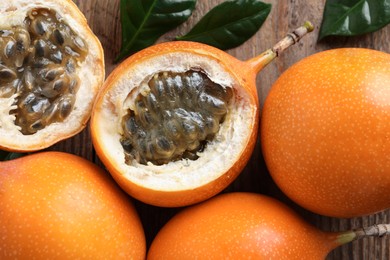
[52,0,390,258]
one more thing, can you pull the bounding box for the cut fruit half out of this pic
[91,23,313,207]
[0,0,104,151]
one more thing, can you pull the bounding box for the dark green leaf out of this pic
[0,150,26,161]
[0,150,9,161]
[319,0,390,40]
[116,0,197,62]
[176,0,271,50]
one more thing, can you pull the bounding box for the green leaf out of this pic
[0,150,9,161]
[116,0,197,62]
[0,150,26,161]
[318,0,390,40]
[176,0,272,50]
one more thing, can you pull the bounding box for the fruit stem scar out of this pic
[245,21,314,74]
[336,224,390,245]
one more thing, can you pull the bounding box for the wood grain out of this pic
[53,0,390,258]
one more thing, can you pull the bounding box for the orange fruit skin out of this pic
[91,41,259,207]
[0,152,146,259]
[261,48,390,218]
[147,192,338,259]
[97,151,254,207]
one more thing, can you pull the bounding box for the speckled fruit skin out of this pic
[261,48,390,218]
[147,192,339,259]
[0,152,146,259]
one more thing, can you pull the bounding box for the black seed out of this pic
[155,136,175,157]
[53,29,64,45]
[188,71,204,90]
[146,92,159,112]
[165,119,180,139]
[205,85,233,102]
[65,58,76,73]
[199,93,227,115]
[31,97,50,113]
[137,141,148,163]
[137,128,147,139]
[134,99,145,114]
[34,39,46,57]
[164,75,178,102]
[21,93,36,105]
[4,40,16,58]
[205,116,220,135]
[44,67,64,81]
[15,31,30,52]
[182,120,197,140]
[172,74,185,94]
[64,46,80,57]
[16,41,24,52]
[30,120,44,131]
[149,76,165,99]
[140,111,155,126]
[120,138,133,153]
[68,78,79,93]
[58,98,73,119]
[52,79,65,92]
[189,111,205,129]
[50,50,63,63]
[13,78,23,93]
[124,116,138,137]
[182,150,198,161]
[33,57,52,68]
[41,84,57,98]
[32,19,47,35]
[0,66,17,81]
[41,103,58,123]
[0,30,12,37]
[72,36,87,53]
[157,137,170,151]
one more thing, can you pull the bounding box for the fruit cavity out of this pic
[0,8,87,134]
[0,0,104,152]
[120,69,233,165]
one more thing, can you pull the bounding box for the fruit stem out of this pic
[246,21,314,74]
[336,224,390,245]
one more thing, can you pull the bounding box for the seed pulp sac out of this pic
[120,70,233,166]
[0,8,87,134]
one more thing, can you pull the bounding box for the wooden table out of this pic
[58,0,390,258]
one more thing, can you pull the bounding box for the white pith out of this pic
[0,0,104,151]
[96,52,256,191]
